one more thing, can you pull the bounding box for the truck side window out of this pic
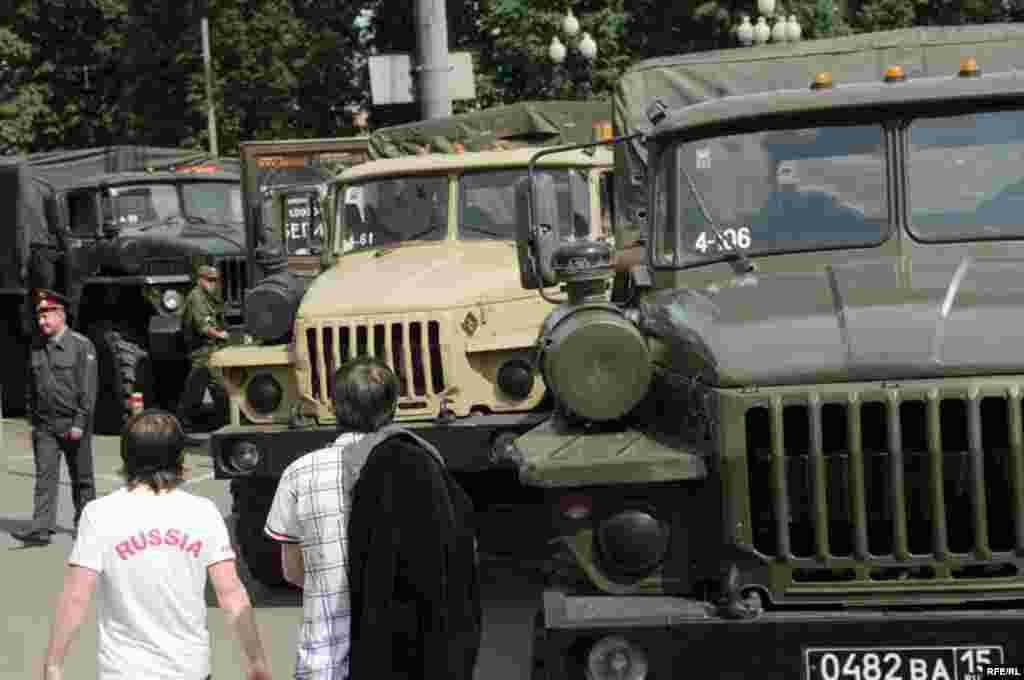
[599,170,614,242]
[67,191,98,236]
[570,169,590,239]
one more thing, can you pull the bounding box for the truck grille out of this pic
[215,256,247,308]
[305,319,447,412]
[142,257,190,276]
[742,381,1024,594]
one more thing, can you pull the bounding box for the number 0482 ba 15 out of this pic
[804,645,1004,680]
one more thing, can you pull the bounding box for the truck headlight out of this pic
[595,509,668,583]
[246,374,283,415]
[227,441,261,473]
[586,636,648,680]
[162,289,182,311]
[497,359,535,400]
[540,307,651,422]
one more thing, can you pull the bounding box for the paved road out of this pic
[0,417,543,680]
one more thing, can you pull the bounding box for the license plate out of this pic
[805,645,1004,680]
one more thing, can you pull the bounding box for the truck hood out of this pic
[120,227,245,257]
[640,255,1024,388]
[299,241,537,318]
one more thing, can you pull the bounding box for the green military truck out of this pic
[513,25,1024,679]
[0,147,243,433]
[208,101,615,587]
[238,137,371,281]
[234,137,373,350]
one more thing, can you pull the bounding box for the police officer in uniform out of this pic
[12,289,98,546]
[176,264,229,432]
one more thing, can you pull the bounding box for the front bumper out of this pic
[210,411,549,479]
[538,590,1024,679]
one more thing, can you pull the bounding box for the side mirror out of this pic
[102,220,121,238]
[514,173,561,290]
[319,187,336,272]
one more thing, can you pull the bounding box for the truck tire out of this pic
[234,479,292,589]
[90,323,153,435]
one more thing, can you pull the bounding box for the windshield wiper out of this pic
[138,214,185,231]
[681,170,755,275]
[401,223,444,243]
[463,225,505,238]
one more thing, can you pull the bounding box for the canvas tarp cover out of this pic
[368,100,612,158]
[0,145,237,289]
[0,161,51,289]
[611,23,1024,246]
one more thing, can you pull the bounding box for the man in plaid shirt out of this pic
[264,357,400,680]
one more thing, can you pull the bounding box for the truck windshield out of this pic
[654,124,888,266]
[182,182,243,225]
[339,175,448,252]
[459,168,590,241]
[106,182,242,227]
[909,109,1024,242]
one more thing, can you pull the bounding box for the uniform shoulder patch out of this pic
[71,331,97,358]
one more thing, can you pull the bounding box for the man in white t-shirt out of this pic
[264,357,400,680]
[41,410,272,680]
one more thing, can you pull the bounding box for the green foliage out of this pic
[852,0,918,31]
[5,0,1024,154]
[5,0,367,154]
[0,26,49,154]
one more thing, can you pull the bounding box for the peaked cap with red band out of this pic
[34,288,69,312]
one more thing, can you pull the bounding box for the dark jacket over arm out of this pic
[347,436,481,680]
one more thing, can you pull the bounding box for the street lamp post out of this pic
[200,14,218,156]
[548,8,598,99]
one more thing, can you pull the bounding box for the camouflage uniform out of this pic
[176,266,227,427]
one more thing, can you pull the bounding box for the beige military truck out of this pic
[209,101,615,587]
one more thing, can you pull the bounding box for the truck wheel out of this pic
[90,323,153,435]
[234,479,293,589]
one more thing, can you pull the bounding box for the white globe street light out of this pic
[737,15,754,46]
[753,16,770,44]
[735,7,800,46]
[549,36,567,64]
[549,7,599,98]
[786,15,803,41]
[771,15,788,42]
[578,32,598,61]
[562,8,580,37]
[757,0,776,17]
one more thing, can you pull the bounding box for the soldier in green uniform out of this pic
[176,265,229,431]
[12,289,98,546]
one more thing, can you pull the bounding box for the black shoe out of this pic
[11,528,52,546]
